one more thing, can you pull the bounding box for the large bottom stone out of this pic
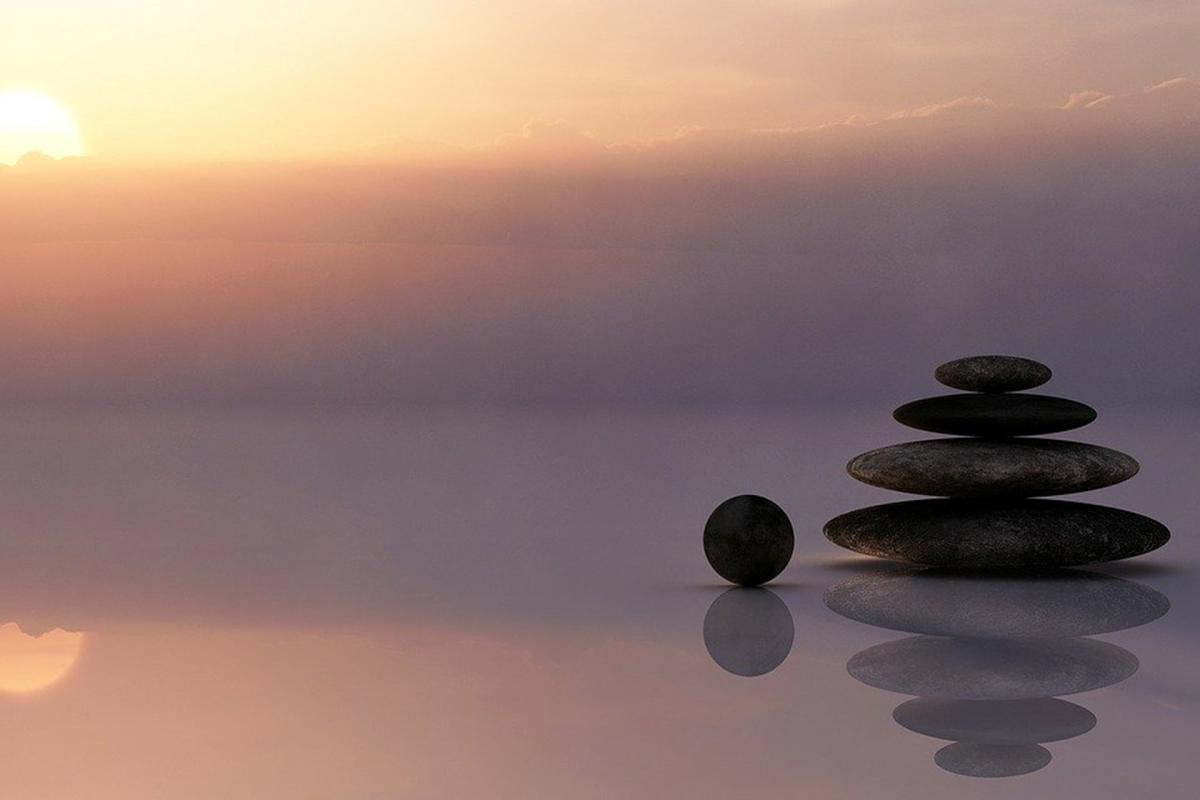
[823,499,1169,567]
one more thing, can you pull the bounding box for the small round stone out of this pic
[703,587,794,676]
[703,494,794,586]
[935,355,1052,393]
[934,742,1052,778]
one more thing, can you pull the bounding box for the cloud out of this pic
[1146,76,1200,95]
[1081,77,1200,121]
[887,96,998,119]
[486,119,613,157]
[1062,90,1113,110]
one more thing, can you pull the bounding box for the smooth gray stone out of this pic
[935,355,1052,393]
[894,698,1096,744]
[893,393,1096,437]
[703,494,793,586]
[934,742,1052,778]
[824,567,1169,636]
[847,635,1138,699]
[823,499,1169,567]
[703,587,794,677]
[847,438,1139,497]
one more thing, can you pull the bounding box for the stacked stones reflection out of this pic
[825,355,1169,566]
[826,568,1170,777]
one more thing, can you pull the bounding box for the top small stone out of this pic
[935,355,1052,393]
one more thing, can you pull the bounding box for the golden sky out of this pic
[3,0,1197,161]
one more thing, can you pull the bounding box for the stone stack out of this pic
[825,355,1169,567]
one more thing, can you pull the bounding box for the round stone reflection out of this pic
[703,587,794,676]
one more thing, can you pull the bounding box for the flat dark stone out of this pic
[894,698,1096,745]
[824,567,1169,636]
[847,438,1139,497]
[935,355,1052,393]
[703,494,793,586]
[823,499,1169,567]
[847,635,1138,699]
[702,588,794,677]
[934,742,1051,778]
[893,393,1096,437]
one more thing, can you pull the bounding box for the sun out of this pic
[0,623,85,693]
[0,90,85,166]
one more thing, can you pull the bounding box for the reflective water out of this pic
[0,408,1193,798]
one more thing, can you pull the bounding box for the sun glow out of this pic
[0,90,85,165]
[0,623,85,693]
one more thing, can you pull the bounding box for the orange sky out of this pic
[3,0,1198,161]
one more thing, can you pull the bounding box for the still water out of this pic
[0,407,1192,798]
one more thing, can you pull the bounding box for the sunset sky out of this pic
[1,2,1198,407]
[4,0,1199,161]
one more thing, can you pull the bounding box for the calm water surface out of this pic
[0,408,1192,798]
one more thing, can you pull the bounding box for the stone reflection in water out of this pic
[847,635,1139,699]
[894,697,1096,745]
[826,568,1169,638]
[826,568,1169,777]
[703,587,794,676]
[934,742,1052,778]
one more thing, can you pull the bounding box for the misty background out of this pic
[1,80,1197,408]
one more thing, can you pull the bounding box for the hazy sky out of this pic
[2,6,1198,406]
[3,0,1199,159]
[1,79,1198,405]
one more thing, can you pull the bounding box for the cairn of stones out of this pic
[825,355,1169,567]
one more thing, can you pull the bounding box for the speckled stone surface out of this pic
[893,393,1096,437]
[702,587,794,676]
[847,438,1139,497]
[824,499,1169,567]
[935,355,1052,393]
[894,698,1097,745]
[846,635,1139,699]
[703,494,793,586]
[934,742,1052,778]
[824,567,1170,635]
